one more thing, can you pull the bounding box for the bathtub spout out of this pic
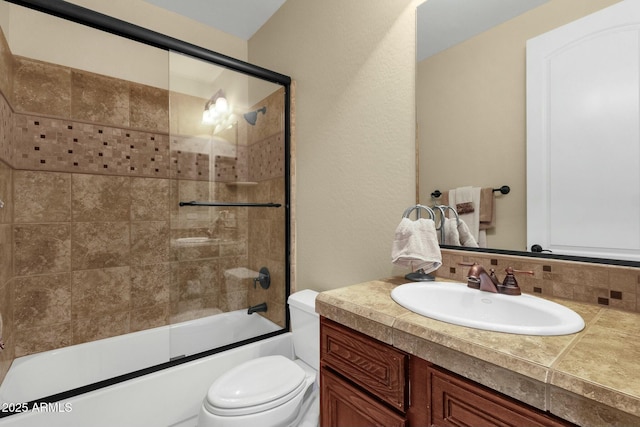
[247,302,268,315]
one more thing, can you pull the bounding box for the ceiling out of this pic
[142,0,286,40]
[417,0,550,62]
[141,0,549,62]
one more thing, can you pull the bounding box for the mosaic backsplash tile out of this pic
[13,114,170,178]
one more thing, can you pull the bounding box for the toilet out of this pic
[197,289,320,427]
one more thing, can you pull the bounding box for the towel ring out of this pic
[434,204,459,225]
[432,204,459,243]
[402,204,434,220]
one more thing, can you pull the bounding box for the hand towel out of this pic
[479,187,495,230]
[457,219,479,247]
[443,217,461,246]
[391,217,442,274]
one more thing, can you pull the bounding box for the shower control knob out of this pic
[253,267,271,289]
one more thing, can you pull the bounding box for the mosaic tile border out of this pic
[437,249,640,313]
[13,114,170,178]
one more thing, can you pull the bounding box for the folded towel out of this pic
[391,218,442,274]
[479,187,495,230]
[443,217,460,246]
[457,219,479,247]
[448,187,481,242]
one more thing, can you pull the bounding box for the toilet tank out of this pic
[287,289,319,371]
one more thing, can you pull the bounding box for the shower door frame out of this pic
[4,0,292,406]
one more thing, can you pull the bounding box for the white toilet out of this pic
[197,289,320,427]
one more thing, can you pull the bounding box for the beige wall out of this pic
[67,0,247,62]
[250,0,419,292]
[417,0,621,251]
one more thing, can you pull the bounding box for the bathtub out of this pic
[0,309,284,423]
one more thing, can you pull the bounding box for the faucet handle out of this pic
[498,267,534,296]
[510,267,534,276]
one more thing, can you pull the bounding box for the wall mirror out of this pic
[416,0,639,266]
[0,0,291,409]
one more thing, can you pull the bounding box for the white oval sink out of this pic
[391,281,585,336]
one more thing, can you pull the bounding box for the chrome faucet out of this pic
[463,263,533,296]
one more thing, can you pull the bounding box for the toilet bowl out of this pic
[197,290,319,427]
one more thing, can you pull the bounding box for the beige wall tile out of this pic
[14,322,72,357]
[70,70,129,126]
[72,174,130,222]
[71,222,130,269]
[131,177,169,221]
[0,161,11,224]
[130,85,169,133]
[131,263,170,308]
[13,57,71,117]
[14,273,71,330]
[131,221,169,265]
[14,224,70,276]
[72,311,129,345]
[71,267,130,320]
[130,305,169,332]
[0,279,14,359]
[14,170,71,223]
[172,259,220,315]
[0,224,11,287]
[172,240,220,262]
[608,268,639,294]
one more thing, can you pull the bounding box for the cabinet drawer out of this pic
[320,318,408,411]
[321,368,406,427]
[428,366,574,427]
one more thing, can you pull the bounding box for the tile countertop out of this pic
[316,277,640,427]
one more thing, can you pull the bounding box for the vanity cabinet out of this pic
[320,317,574,427]
[320,317,408,426]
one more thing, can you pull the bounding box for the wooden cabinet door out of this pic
[428,366,574,427]
[320,317,408,411]
[321,368,406,427]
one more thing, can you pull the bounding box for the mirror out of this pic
[416,0,638,264]
[0,0,291,407]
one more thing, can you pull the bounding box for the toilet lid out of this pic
[207,355,306,413]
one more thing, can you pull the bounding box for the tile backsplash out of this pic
[436,249,639,313]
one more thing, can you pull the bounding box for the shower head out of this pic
[243,106,267,125]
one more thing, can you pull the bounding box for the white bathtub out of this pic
[0,310,282,409]
[0,333,293,427]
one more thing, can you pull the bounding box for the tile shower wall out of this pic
[0,26,287,384]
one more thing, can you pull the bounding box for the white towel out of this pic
[391,218,442,274]
[448,186,486,247]
[457,219,479,247]
[443,217,460,246]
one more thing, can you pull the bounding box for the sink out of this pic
[391,281,585,336]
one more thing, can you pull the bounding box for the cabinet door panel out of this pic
[320,318,408,411]
[321,368,406,427]
[429,366,573,427]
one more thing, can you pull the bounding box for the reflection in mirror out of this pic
[416,0,630,260]
[0,0,290,406]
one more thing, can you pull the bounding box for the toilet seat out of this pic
[204,355,307,417]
